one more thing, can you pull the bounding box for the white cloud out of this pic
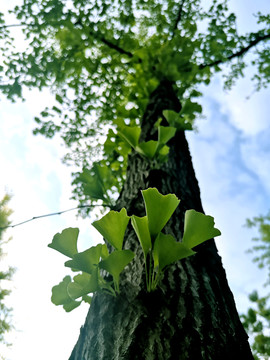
[187,91,270,313]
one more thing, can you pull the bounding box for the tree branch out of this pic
[171,0,186,39]
[200,32,270,69]
[0,204,109,230]
[92,31,134,58]
[0,23,30,29]
[0,22,134,58]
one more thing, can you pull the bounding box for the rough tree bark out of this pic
[69,80,253,360]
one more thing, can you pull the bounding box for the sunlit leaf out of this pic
[142,188,180,238]
[118,126,141,148]
[137,140,158,158]
[51,275,73,305]
[158,126,176,145]
[131,215,152,256]
[163,110,192,131]
[153,233,195,271]
[64,243,103,274]
[67,270,99,299]
[63,300,81,312]
[78,168,106,201]
[182,209,221,248]
[48,228,79,258]
[92,208,130,250]
[99,249,135,285]
[158,145,170,157]
[82,295,92,305]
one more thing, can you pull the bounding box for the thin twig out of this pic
[0,23,32,29]
[0,204,108,230]
[200,32,270,69]
[93,31,133,58]
[0,22,134,58]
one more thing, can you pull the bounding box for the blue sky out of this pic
[187,76,270,307]
[1,1,270,359]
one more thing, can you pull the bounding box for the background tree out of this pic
[241,211,270,359]
[0,194,14,349]
[1,0,270,358]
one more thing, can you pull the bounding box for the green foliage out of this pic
[163,110,193,131]
[49,188,221,308]
[153,233,195,272]
[141,188,180,238]
[118,124,176,159]
[241,291,270,360]
[92,208,130,250]
[241,211,270,359]
[48,227,79,258]
[0,194,14,345]
[246,211,270,284]
[49,208,134,307]
[99,250,135,294]
[131,188,221,291]
[182,209,221,248]
[1,0,269,209]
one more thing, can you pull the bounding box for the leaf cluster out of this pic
[1,0,269,181]
[49,188,221,311]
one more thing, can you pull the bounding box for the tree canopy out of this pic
[1,0,270,215]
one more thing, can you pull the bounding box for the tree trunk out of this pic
[69,80,253,360]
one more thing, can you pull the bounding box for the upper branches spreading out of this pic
[200,32,270,69]
[1,0,270,192]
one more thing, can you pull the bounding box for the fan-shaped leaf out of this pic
[67,270,99,299]
[153,233,195,271]
[182,209,221,248]
[92,208,130,250]
[142,188,180,238]
[131,215,152,256]
[48,228,78,258]
[64,243,104,274]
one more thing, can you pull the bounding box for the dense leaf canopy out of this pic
[1,1,270,212]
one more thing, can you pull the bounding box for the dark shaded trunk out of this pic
[69,80,253,360]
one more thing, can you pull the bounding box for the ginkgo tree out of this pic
[1,0,270,359]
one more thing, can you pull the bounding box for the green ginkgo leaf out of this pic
[63,300,81,312]
[131,215,152,256]
[78,168,106,201]
[92,208,130,250]
[158,145,170,157]
[51,275,73,305]
[163,109,179,125]
[153,233,195,271]
[163,110,192,131]
[65,243,103,274]
[82,295,92,305]
[99,249,135,287]
[67,270,99,299]
[118,126,141,148]
[137,140,158,158]
[158,126,176,145]
[48,228,79,258]
[142,188,180,238]
[182,209,221,249]
[101,243,109,259]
